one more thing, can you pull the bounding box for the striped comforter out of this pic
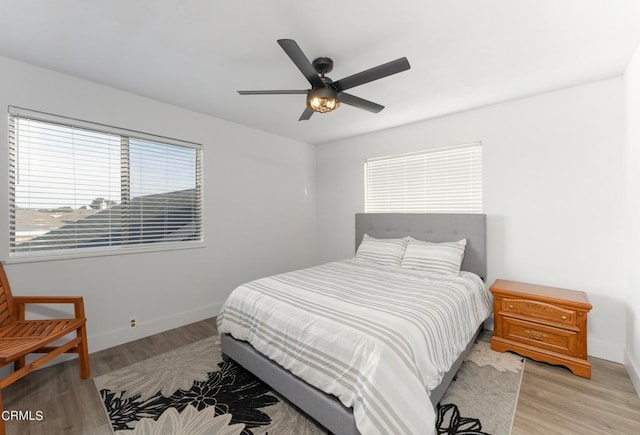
[217,259,492,435]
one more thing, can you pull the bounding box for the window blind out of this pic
[8,107,203,258]
[364,142,482,213]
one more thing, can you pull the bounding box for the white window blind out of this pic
[8,107,203,259]
[365,142,482,213]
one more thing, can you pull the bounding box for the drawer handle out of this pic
[525,329,546,341]
[508,304,514,309]
[561,315,567,320]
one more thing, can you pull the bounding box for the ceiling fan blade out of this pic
[237,90,307,95]
[338,93,384,113]
[332,57,410,92]
[277,39,325,88]
[298,107,314,121]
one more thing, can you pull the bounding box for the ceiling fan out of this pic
[237,39,411,121]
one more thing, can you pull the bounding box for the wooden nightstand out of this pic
[490,279,592,379]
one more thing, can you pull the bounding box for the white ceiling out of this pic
[0,1,639,145]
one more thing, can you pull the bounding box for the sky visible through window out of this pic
[14,118,196,210]
[130,137,197,201]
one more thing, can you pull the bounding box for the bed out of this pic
[219,213,490,435]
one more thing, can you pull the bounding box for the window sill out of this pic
[3,241,205,264]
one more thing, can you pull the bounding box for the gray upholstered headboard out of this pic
[355,213,487,279]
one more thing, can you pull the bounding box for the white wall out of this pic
[0,56,317,354]
[317,78,627,363]
[1,52,633,372]
[624,44,640,394]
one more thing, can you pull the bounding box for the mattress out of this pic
[217,259,492,435]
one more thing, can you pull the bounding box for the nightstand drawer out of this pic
[501,297,576,326]
[501,317,578,356]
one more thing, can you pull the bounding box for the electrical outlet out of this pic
[129,317,137,328]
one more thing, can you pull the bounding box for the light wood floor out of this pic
[3,318,640,434]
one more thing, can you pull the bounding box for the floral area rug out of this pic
[94,336,523,435]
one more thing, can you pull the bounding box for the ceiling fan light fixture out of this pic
[307,87,340,113]
[237,39,410,120]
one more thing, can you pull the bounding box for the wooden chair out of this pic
[0,262,89,435]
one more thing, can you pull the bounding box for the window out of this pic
[365,142,482,213]
[8,107,203,259]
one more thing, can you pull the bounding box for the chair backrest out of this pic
[0,262,16,328]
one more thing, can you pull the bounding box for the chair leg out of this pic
[77,325,90,379]
[0,390,5,435]
[13,356,26,372]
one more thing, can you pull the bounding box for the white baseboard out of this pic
[3,308,493,377]
[624,349,640,398]
[89,301,224,353]
[0,301,225,378]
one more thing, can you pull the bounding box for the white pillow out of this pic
[355,234,408,266]
[401,237,467,275]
